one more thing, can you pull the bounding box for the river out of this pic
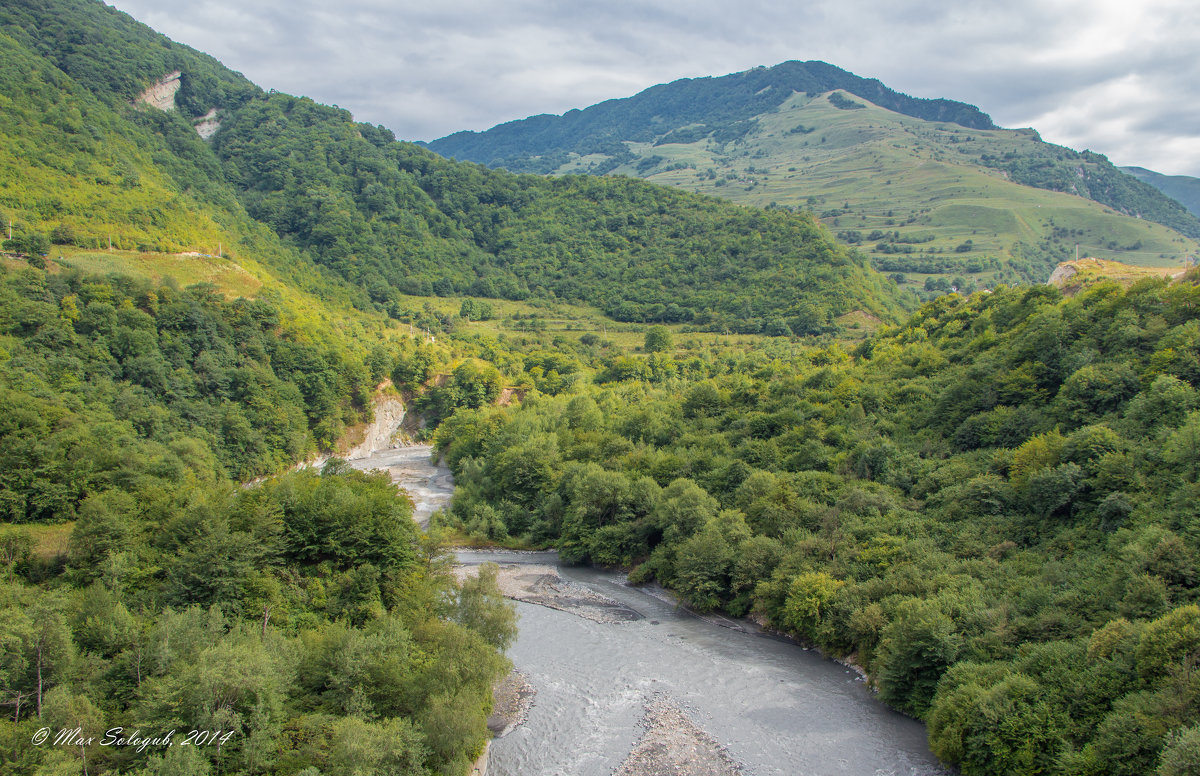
[347,444,453,529]
[353,445,948,776]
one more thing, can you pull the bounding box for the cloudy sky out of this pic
[108,0,1200,176]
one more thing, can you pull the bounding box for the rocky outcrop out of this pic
[136,71,181,111]
[194,108,221,140]
[345,395,407,460]
[1049,257,1189,296]
[1047,262,1079,287]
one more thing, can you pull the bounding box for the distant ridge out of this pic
[425,58,1200,292]
[1122,166,1200,219]
[428,60,996,165]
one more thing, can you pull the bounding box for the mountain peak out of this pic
[428,60,995,165]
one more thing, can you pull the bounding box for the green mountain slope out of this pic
[429,59,996,165]
[1122,165,1200,219]
[429,70,1200,292]
[0,1,911,336]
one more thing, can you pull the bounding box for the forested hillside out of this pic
[0,0,910,337]
[428,64,1200,294]
[0,256,528,774]
[1124,166,1200,220]
[210,95,905,332]
[434,274,1200,775]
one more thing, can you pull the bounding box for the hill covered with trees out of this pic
[428,64,1200,295]
[0,0,910,337]
[429,60,997,165]
[1123,166,1200,219]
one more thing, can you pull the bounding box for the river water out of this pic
[347,444,453,528]
[354,446,948,776]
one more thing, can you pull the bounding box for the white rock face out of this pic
[346,396,408,460]
[194,108,221,140]
[137,71,181,111]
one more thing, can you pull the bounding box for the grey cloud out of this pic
[108,0,1200,175]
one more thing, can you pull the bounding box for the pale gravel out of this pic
[614,699,744,776]
[453,563,641,624]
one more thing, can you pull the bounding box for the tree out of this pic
[26,599,74,719]
[0,529,33,582]
[875,598,962,717]
[644,325,673,353]
[42,686,105,776]
[783,571,846,643]
[455,563,518,650]
[1136,604,1200,681]
[3,230,50,257]
[1158,724,1200,776]
[328,716,428,776]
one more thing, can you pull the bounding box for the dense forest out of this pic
[433,275,1200,775]
[0,263,519,775]
[210,94,906,332]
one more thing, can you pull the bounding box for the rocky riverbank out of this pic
[488,669,536,736]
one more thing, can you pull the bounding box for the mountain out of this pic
[430,60,997,164]
[1122,166,1200,219]
[429,64,1200,292]
[5,4,1200,776]
[0,3,910,336]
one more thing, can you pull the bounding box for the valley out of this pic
[2,3,1200,776]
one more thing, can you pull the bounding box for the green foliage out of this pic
[782,571,845,641]
[0,457,510,775]
[430,276,1200,772]
[875,599,962,717]
[0,269,378,515]
[643,325,673,353]
[209,92,906,332]
[454,563,518,650]
[1158,724,1200,776]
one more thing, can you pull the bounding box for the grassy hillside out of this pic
[611,92,1200,291]
[431,77,1200,295]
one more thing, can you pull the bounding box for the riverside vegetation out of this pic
[1,1,1200,775]
[433,276,1200,776]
